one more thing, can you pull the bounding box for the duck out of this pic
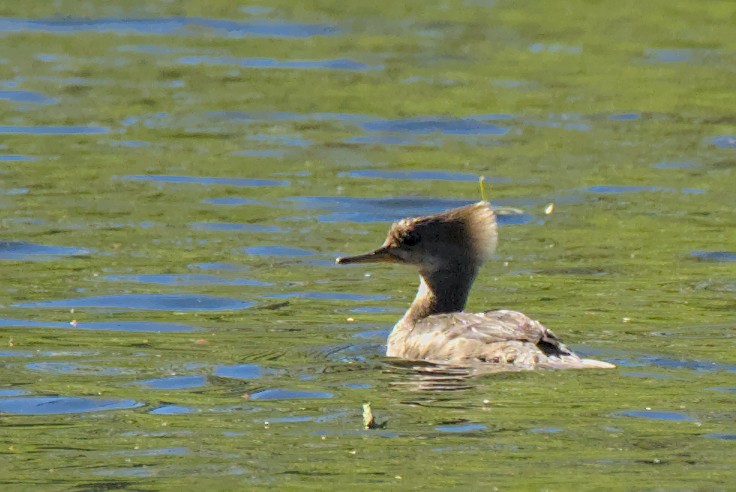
[336,200,614,370]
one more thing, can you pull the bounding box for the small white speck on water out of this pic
[544,203,555,215]
[623,317,631,323]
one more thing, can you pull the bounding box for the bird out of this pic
[336,200,614,370]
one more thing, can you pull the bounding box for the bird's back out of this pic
[387,310,614,369]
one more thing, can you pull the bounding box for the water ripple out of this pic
[150,405,193,415]
[286,196,530,224]
[14,294,253,311]
[0,125,108,135]
[0,90,57,104]
[214,364,266,379]
[690,251,736,263]
[179,56,372,71]
[340,169,506,182]
[243,245,315,257]
[0,317,199,332]
[0,241,90,260]
[104,274,269,286]
[361,117,508,135]
[616,410,695,421]
[249,388,333,400]
[0,396,143,415]
[712,136,736,149]
[0,17,338,38]
[435,422,487,433]
[122,174,288,187]
[190,222,283,233]
[0,154,37,161]
[136,375,207,390]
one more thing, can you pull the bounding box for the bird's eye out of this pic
[403,232,420,247]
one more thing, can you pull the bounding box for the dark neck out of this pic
[399,264,479,326]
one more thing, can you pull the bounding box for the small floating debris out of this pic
[544,203,555,215]
[362,402,387,429]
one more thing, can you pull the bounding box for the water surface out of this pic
[0,1,734,490]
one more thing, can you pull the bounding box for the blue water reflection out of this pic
[15,294,254,311]
[0,17,338,38]
[123,175,288,187]
[0,396,142,415]
[0,317,199,332]
[0,241,90,260]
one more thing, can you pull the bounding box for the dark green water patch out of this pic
[179,55,373,71]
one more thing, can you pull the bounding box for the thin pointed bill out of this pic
[336,246,399,265]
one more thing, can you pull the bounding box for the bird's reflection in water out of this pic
[383,359,525,394]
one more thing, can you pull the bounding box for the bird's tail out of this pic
[540,356,616,370]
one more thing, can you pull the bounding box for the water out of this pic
[1,1,735,489]
[179,55,373,71]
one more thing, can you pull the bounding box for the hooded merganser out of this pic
[337,201,614,369]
